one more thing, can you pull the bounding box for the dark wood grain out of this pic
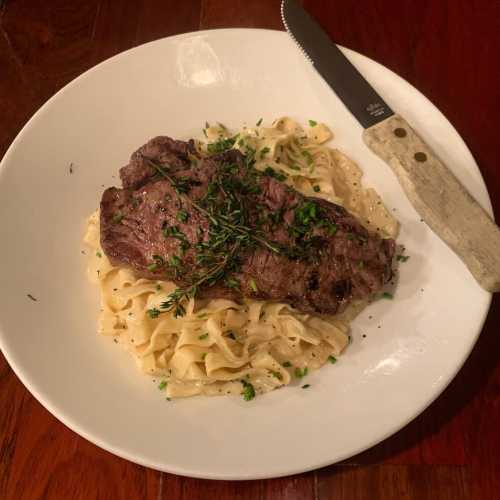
[1,0,499,499]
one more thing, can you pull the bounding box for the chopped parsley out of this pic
[328,355,337,364]
[158,381,167,391]
[96,251,102,258]
[112,212,123,224]
[396,255,410,262]
[249,278,258,293]
[382,292,394,299]
[294,367,308,378]
[207,136,237,154]
[148,308,161,319]
[263,166,287,182]
[241,380,256,401]
[176,209,189,223]
[259,146,270,159]
[313,185,320,193]
[198,333,209,340]
[308,120,317,127]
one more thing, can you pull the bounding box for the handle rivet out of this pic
[414,152,427,162]
[394,128,407,138]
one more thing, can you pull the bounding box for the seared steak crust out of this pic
[101,137,395,315]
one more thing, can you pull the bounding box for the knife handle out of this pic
[363,114,500,292]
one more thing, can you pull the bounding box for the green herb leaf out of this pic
[96,251,102,258]
[176,209,189,223]
[313,185,320,193]
[259,146,270,159]
[249,278,258,293]
[328,355,337,364]
[198,333,209,340]
[294,367,308,378]
[147,308,161,319]
[241,380,256,401]
[308,120,317,127]
[396,255,410,262]
[382,292,394,299]
[112,212,123,224]
[158,381,167,391]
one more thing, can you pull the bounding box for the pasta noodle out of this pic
[84,118,398,399]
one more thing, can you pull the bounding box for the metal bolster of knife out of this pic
[363,115,500,292]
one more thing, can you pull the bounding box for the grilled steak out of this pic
[100,136,395,315]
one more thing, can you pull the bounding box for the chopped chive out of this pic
[147,308,161,319]
[176,209,189,223]
[259,146,270,159]
[249,278,258,293]
[256,118,263,126]
[294,367,308,378]
[96,251,102,258]
[241,380,256,401]
[112,212,123,224]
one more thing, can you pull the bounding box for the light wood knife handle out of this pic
[363,114,500,292]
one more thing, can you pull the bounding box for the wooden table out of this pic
[1,1,498,498]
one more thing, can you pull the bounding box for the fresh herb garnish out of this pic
[259,146,270,159]
[294,367,308,378]
[198,333,209,340]
[382,292,394,299]
[282,361,292,368]
[112,212,123,224]
[158,381,167,391]
[207,136,237,154]
[328,355,337,364]
[148,308,161,319]
[249,278,258,293]
[96,251,102,258]
[176,209,189,223]
[263,166,287,182]
[313,185,320,193]
[396,255,410,262]
[241,379,256,401]
[308,120,317,127]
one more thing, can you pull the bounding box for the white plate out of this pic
[0,29,492,480]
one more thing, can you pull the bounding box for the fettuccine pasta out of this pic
[84,118,398,399]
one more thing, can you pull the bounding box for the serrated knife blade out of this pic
[281,0,393,128]
[281,0,500,292]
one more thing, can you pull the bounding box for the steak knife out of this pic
[281,0,500,292]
